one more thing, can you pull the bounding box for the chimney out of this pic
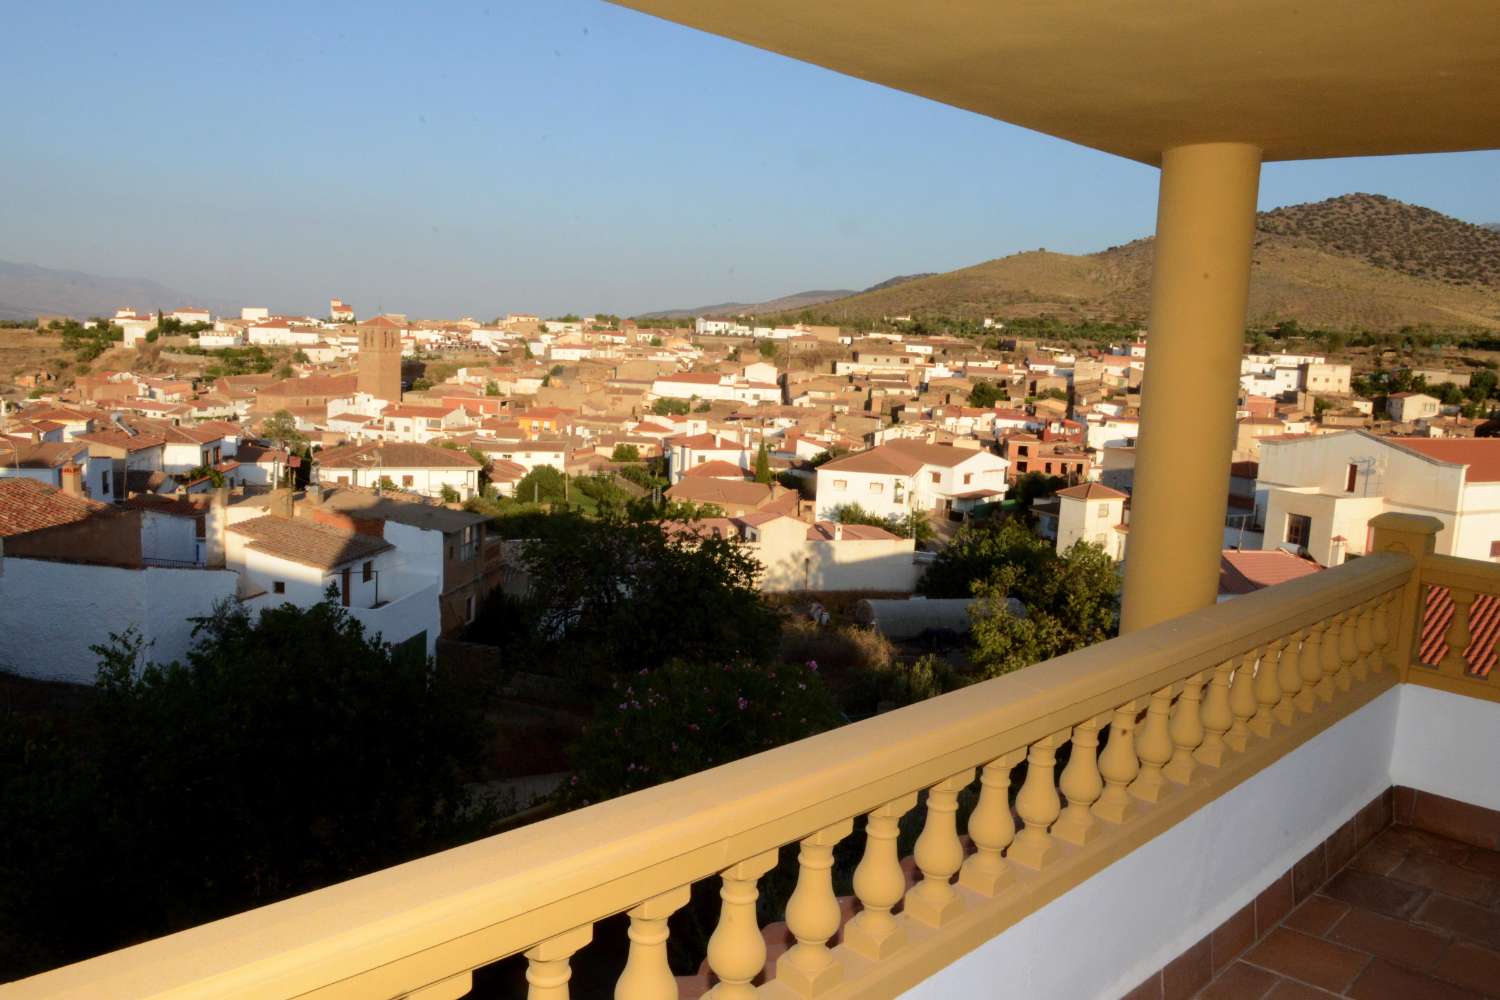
[833,523,844,541]
[205,487,228,568]
[307,482,323,506]
[268,487,294,519]
[60,462,83,497]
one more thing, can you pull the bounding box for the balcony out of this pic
[9,513,1500,999]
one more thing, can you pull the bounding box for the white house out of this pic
[1256,431,1500,566]
[1052,482,1129,561]
[815,440,1009,521]
[677,513,923,593]
[314,442,483,499]
[1387,392,1441,423]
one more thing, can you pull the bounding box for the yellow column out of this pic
[1120,142,1263,633]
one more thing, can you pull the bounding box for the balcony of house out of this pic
[344,570,441,658]
[10,513,1500,1000]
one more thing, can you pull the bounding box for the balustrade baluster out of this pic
[408,973,474,1000]
[1440,588,1475,676]
[778,819,854,996]
[905,772,972,926]
[1055,717,1107,843]
[526,926,592,1000]
[1353,599,1375,681]
[1010,730,1067,868]
[616,885,690,1000]
[1164,673,1205,785]
[1130,687,1175,802]
[960,752,1024,895]
[1370,590,1393,673]
[1298,619,1325,712]
[1196,660,1233,767]
[705,850,779,999]
[1337,606,1359,690]
[845,794,918,959]
[1250,640,1283,737]
[1093,700,1140,823]
[1319,612,1341,702]
[1226,651,1258,751]
[1385,587,1405,670]
[1275,630,1303,724]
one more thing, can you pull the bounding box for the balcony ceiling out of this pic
[610,0,1500,164]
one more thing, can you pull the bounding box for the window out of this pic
[1018,445,1030,456]
[337,475,349,485]
[963,473,973,485]
[1286,514,1312,548]
[869,482,884,494]
[458,524,480,560]
[1345,463,1358,493]
[402,475,414,487]
[273,581,285,594]
[1097,504,1110,519]
[930,471,940,483]
[465,595,476,624]
[1490,541,1500,561]
[833,479,847,490]
[362,561,373,583]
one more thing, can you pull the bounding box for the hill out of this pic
[0,260,225,322]
[809,194,1500,332]
[640,273,937,320]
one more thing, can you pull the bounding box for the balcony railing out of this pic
[9,514,1496,1000]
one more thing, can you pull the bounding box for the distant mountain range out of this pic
[0,260,235,322]
[640,273,937,320]
[796,195,1500,332]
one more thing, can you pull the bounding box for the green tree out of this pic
[650,397,690,416]
[611,443,642,463]
[829,502,934,543]
[752,441,773,484]
[649,335,663,347]
[1006,471,1068,513]
[485,380,501,396]
[968,380,1003,408]
[515,465,567,504]
[758,339,778,359]
[0,599,490,979]
[917,517,1054,598]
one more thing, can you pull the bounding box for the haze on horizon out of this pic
[8,0,1500,320]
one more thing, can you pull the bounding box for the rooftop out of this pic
[227,515,393,570]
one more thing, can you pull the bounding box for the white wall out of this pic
[902,688,1401,1000]
[349,578,441,658]
[140,510,200,565]
[0,559,239,683]
[1390,684,1500,811]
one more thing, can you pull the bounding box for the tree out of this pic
[0,599,491,979]
[967,539,1119,677]
[515,465,567,504]
[1007,471,1068,513]
[829,502,934,543]
[440,484,461,503]
[650,397,690,416]
[752,441,773,484]
[968,380,1003,408]
[485,380,501,396]
[468,514,778,681]
[758,339,778,359]
[649,335,663,347]
[917,517,1054,598]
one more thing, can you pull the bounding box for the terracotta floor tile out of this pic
[1350,841,1406,877]
[1264,980,1342,999]
[1328,905,1450,972]
[1328,817,1362,874]
[1431,941,1500,997]
[1416,894,1500,950]
[1285,896,1350,937]
[1196,961,1278,1000]
[1348,957,1486,1000]
[1377,827,1470,863]
[1459,847,1500,881]
[1164,935,1213,1000]
[1257,873,1297,937]
[1211,902,1257,973]
[1323,869,1430,920]
[1411,794,1500,853]
[1243,927,1371,994]
[1396,786,1418,826]
[1393,854,1500,904]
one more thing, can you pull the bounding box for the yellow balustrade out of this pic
[778,820,854,996]
[959,754,1022,894]
[705,851,778,999]
[1250,639,1283,737]
[1441,588,1475,676]
[1010,732,1066,868]
[1338,607,1359,690]
[1163,673,1205,785]
[1195,662,1233,768]
[17,535,1466,1000]
[616,886,690,1000]
[1406,552,1500,702]
[846,795,918,958]
[905,773,972,925]
[525,927,591,1000]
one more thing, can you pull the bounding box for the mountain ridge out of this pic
[0,260,230,323]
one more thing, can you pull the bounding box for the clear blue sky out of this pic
[8,0,1499,319]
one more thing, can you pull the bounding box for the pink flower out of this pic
[737,697,749,711]
[805,659,819,672]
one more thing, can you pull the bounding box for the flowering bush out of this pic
[564,659,842,806]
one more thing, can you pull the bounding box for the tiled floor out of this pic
[1195,826,1500,998]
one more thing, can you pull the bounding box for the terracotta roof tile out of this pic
[228,515,392,569]
[0,479,108,537]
